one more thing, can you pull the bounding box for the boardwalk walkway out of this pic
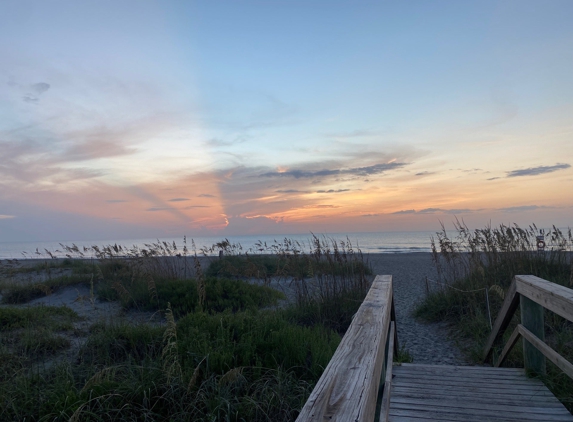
[389,363,573,421]
[296,275,573,422]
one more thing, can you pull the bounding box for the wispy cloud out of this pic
[415,171,434,177]
[497,205,549,213]
[262,162,407,179]
[507,163,570,178]
[419,208,443,214]
[303,204,339,209]
[316,189,350,193]
[392,209,416,215]
[198,194,216,198]
[106,199,128,203]
[275,189,308,193]
[0,214,16,219]
[392,208,475,215]
[9,81,51,104]
[168,198,189,202]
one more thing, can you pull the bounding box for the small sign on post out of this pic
[536,233,545,252]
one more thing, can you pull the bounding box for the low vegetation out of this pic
[0,235,373,421]
[415,221,573,411]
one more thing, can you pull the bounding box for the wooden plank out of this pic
[521,295,546,375]
[483,278,519,362]
[397,363,523,372]
[389,403,573,421]
[296,275,392,422]
[390,390,565,407]
[393,374,543,386]
[389,414,570,422]
[392,380,550,392]
[390,397,572,416]
[393,377,533,387]
[390,405,572,420]
[519,324,573,380]
[495,324,521,367]
[392,385,556,399]
[392,379,554,393]
[379,321,395,421]
[395,364,524,374]
[395,370,527,381]
[394,367,534,380]
[392,373,547,388]
[516,275,573,323]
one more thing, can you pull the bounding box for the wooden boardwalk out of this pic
[297,275,573,422]
[389,363,573,422]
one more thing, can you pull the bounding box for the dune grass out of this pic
[415,221,573,411]
[0,235,374,421]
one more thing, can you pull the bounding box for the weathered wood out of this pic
[390,397,572,416]
[393,379,550,391]
[394,374,540,386]
[495,324,521,367]
[389,405,573,421]
[390,390,564,406]
[379,322,395,421]
[521,295,546,375]
[398,363,523,373]
[515,275,573,323]
[389,364,573,421]
[518,324,573,380]
[395,369,526,381]
[296,275,392,422]
[483,278,519,362]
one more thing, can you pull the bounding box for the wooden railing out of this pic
[296,275,398,422]
[483,275,573,379]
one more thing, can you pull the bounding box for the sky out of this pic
[1,0,572,242]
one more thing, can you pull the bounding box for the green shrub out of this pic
[97,276,285,317]
[177,309,340,380]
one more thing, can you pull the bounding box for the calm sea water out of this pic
[0,231,437,259]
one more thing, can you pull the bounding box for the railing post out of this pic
[520,295,546,375]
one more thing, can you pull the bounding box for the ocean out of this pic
[0,231,438,259]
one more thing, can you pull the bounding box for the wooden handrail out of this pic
[296,275,394,422]
[515,275,573,321]
[484,275,573,379]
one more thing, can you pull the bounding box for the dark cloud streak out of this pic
[507,163,570,178]
[262,162,407,179]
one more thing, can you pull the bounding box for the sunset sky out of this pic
[1,0,572,242]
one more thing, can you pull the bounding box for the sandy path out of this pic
[367,253,468,365]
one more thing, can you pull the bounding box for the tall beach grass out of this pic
[0,234,372,421]
[416,221,573,410]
